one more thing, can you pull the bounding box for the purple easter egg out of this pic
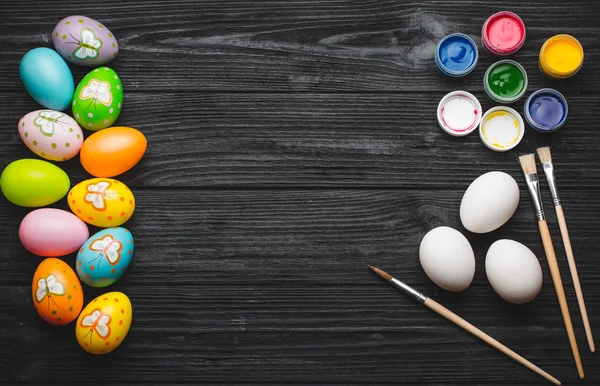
[52,15,119,66]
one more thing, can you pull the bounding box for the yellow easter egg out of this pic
[75,291,132,354]
[68,178,135,227]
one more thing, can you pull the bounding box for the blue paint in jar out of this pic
[524,88,568,132]
[435,33,478,77]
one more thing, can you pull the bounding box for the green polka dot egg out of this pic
[73,67,123,131]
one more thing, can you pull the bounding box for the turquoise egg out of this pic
[20,48,74,110]
[76,227,134,287]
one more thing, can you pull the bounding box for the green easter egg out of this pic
[72,67,123,131]
[0,159,70,207]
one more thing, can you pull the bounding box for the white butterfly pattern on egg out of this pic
[73,28,102,60]
[34,111,65,136]
[80,79,113,106]
[90,235,122,265]
[81,309,111,339]
[35,274,65,303]
[84,181,112,210]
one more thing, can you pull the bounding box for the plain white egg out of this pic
[486,239,543,304]
[460,171,520,234]
[419,226,475,292]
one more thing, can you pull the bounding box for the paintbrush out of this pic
[518,153,584,379]
[368,266,561,385]
[537,146,595,353]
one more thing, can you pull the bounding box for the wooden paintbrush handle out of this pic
[556,204,595,352]
[424,298,561,385]
[538,219,584,379]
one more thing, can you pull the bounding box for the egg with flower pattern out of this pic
[68,178,135,227]
[18,110,84,161]
[32,258,84,325]
[77,227,134,287]
[72,67,123,131]
[76,291,132,354]
[52,15,119,66]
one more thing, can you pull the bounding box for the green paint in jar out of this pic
[483,60,528,104]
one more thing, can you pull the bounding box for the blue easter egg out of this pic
[76,227,134,287]
[20,47,74,110]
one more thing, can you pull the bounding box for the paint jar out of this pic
[483,60,527,104]
[437,91,482,136]
[435,33,478,77]
[539,34,584,78]
[524,88,568,133]
[481,11,526,56]
[479,106,525,152]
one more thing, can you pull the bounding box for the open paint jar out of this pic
[484,60,527,104]
[437,91,482,136]
[482,11,526,56]
[524,88,568,132]
[539,34,584,78]
[479,106,525,152]
[435,33,478,77]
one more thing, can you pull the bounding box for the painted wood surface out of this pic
[0,0,599,384]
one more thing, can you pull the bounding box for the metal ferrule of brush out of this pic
[525,174,545,221]
[391,278,427,303]
[541,162,560,206]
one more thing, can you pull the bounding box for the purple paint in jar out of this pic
[524,89,568,132]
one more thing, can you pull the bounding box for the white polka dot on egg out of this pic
[88,113,93,118]
[109,108,114,114]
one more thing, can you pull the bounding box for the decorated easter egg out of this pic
[76,291,132,354]
[52,15,119,66]
[81,127,147,177]
[32,258,84,325]
[0,159,70,207]
[20,208,89,257]
[77,227,134,287]
[18,110,84,161]
[68,178,135,227]
[72,67,123,131]
[19,47,74,110]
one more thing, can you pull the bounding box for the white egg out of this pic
[486,239,543,304]
[460,171,520,234]
[419,226,475,292]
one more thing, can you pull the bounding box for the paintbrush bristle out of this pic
[536,146,552,164]
[518,153,537,175]
[369,266,393,281]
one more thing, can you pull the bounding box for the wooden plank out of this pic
[2,93,600,188]
[2,189,599,287]
[1,285,594,384]
[0,0,598,92]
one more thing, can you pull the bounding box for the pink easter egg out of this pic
[52,15,119,66]
[18,110,84,161]
[19,208,89,256]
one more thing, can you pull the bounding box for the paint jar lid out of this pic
[539,34,584,78]
[481,11,526,55]
[483,60,528,104]
[479,106,525,152]
[435,33,479,77]
[524,88,568,133]
[437,91,482,136]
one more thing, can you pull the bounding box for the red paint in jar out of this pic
[482,11,526,55]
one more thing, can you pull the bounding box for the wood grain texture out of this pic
[1,0,600,384]
[1,93,599,188]
[0,1,599,92]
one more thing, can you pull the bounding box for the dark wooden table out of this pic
[1,1,599,384]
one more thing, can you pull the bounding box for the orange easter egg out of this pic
[80,126,147,177]
[32,258,84,325]
[68,178,135,228]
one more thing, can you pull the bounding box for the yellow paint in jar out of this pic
[540,34,584,78]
